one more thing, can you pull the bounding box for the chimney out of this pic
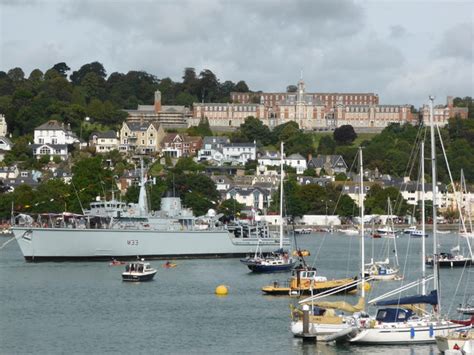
[154,90,162,113]
[307,153,312,162]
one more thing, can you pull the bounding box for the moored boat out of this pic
[122,260,157,282]
[262,266,357,296]
[435,326,473,353]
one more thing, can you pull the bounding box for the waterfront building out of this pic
[32,120,80,161]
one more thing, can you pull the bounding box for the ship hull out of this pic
[12,227,289,262]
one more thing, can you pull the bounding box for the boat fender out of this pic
[429,324,434,338]
[410,327,415,339]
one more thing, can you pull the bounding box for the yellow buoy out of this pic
[363,282,371,292]
[215,285,228,296]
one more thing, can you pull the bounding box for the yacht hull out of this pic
[12,227,289,262]
[349,322,463,344]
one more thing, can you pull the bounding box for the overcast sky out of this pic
[1,0,472,107]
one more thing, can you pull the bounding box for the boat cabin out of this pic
[375,308,414,323]
[125,262,153,273]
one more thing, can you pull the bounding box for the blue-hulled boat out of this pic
[240,142,294,273]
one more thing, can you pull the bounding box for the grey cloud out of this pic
[322,35,405,71]
[389,25,408,39]
[434,22,473,61]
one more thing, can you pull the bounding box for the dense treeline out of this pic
[0,63,250,136]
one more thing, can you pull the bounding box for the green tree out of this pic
[218,198,244,216]
[317,135,337,154]
[71,156,113,211]
[239,116,272,145]
[333,125,357,145]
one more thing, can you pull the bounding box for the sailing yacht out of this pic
[348,97,465,345]
[240,142,296,273]
[365,198,402,281]
[290,147,369,339]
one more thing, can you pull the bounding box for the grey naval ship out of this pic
[12,176,288,262]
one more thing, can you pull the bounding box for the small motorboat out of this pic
[426,247,473,268]
[403,226,417,234]
[294,228,312,234]
[122,260,157,282]
[410,229,428,238]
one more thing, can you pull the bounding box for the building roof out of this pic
[35,120,68,131]
[286,153,305,160]
[309,155,347,169]
[0,136,13,145]
[90,130,117,139]
[162,133,202,145]
[223,142,256,148]
[203,136,230,146]
[210,175,233,185]
[31,143,68,150]
[226,186,270,196]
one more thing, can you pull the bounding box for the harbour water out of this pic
[1,232,472,354]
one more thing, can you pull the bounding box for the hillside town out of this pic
[0,78,472,224]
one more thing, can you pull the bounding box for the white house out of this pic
[258,151,306,174]
[222,142,257,165]
[31,120,79,160]
[89,130,119,153]
[225,186,270,210]
[258,151,281,168]
[210,175,233,191]
[197,136,229,163]
[285,153,307,174]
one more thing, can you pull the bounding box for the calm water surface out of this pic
[0,232,472,354]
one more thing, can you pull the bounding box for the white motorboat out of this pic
[122,260,157,282]
[410,229,428,238]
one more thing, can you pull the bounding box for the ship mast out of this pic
[359,147,365,298]
[279,142,284,250]
[429,96,440,314]
[421,140,426,296]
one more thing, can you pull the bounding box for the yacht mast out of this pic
[421,140,426,296]
[429,96,440,314]
[359,147,365,298]
[279,142,284,250]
